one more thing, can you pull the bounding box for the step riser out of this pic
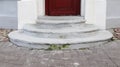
[10,39,49,49]
[24,24,98,33]
[37,16,85,24]
[38,16,84,20]
[35,23,85,29]
[10,39,108,49]
[36,20,85,24]
[9,30,112,44]
[23,30,98,39]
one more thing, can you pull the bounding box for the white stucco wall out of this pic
[0,0,18,29]
[18,0,37,29]
[85,0,106,29]
[107,0,120,28]
[37,0,45,16]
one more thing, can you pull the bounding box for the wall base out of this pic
[107,17,120,29]
[0,15,17,29]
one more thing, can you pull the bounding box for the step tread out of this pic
[8,30,113,44]
[24,24,98,33]
[37,16,85,24]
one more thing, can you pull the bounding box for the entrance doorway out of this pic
[45,0,81,16]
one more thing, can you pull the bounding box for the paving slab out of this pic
[0,41,119,67]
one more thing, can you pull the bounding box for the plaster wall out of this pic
[0,0,18,29]
[107,0,120,28]
[18,0,37,29]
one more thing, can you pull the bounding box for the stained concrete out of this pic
[0,40,119,67]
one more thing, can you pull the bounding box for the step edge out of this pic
[8,31,113,44]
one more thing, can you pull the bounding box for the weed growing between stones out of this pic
[46,44,70,50]
[110,37,116,41]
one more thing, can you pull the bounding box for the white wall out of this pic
[107,0,120,28]
[94,0,106,29]
[18,0,37,29]
[37,0,45,16]
[0,0,18,29]
[85,0,106,29]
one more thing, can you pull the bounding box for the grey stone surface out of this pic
[8,16,113,49]
[23,24,99,38]
[0,40,119,67]
[37,16,85,24]
[8,30,112,49]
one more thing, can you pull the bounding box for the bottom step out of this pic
[8,30,113,49]
[10,39,108,49]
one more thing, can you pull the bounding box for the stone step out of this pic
[23,24,98,33]
[23,30,99,38]
[23,24,99,38]
[8,30,113,49]
[31,23,85,29]
[8,16,113,49]
[37,16,85,24]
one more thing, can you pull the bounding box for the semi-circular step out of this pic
[23,24,98,33]
[29,23,86,29]
[37,16,85,24]
[23,31,99,39]
[23,24,99,38]
[8,30,113,49]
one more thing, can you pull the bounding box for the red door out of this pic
[45,0,81,16]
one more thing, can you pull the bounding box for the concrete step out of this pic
[23,24,98,33]
[23,24,99,38]
[23,30,99,39]
[37,16,85,24]
[30,23,86,29]
[8,16,113,49]
[8,30,113,49]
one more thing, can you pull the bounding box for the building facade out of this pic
[0,0,120,29]
[7,0,114,49]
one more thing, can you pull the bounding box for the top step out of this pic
[37,16,85,24]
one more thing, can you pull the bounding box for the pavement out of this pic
[0,29,120,67]
[0,40,120,67]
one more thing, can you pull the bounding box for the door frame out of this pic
[37,0,85,16]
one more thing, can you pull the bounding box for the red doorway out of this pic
[45,0,81,16]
